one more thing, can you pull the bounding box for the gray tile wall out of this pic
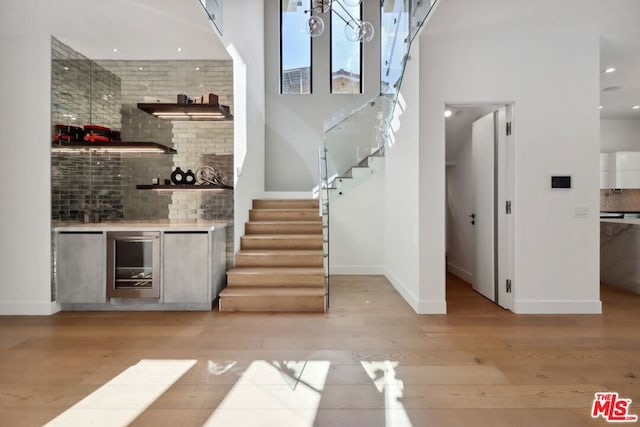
[96,60,235,246]
[51,38,123,221]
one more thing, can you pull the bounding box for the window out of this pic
[381,0,409,94]
[281,0,312,94]
[330,3,362,94]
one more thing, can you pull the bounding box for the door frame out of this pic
[445,102,515,311]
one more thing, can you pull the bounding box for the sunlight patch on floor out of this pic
[44,359,197,427]
[202,360,330,427]
[362,361,413,427]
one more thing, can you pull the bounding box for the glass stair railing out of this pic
[318,0,439,199]
[317,0,439,304]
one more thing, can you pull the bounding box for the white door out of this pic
[471,112,496,301]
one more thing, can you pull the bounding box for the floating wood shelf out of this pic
[136,184,233,191]
[51,141,177,154]
[137,103,233,121]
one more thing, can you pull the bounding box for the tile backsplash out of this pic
[600,189,640,211]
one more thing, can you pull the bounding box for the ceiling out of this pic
[51,0,230,60]
[426,0,640,121]
[599,23,640,119]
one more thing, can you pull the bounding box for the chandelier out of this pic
[306,0,374,43]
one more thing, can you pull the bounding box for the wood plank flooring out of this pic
[0,274,638,426]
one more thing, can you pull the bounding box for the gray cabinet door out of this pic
[57,232,105,304]
[163,232,209,303]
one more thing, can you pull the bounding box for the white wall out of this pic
[418,0,601,314]
[383,43,427,312]
[0,3,55,314]
[264,0,381,191]
[601,119,640,152]
[219,1,266,253]
[330,169,384,274]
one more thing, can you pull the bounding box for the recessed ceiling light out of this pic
[112,48,118,53]
[633,106,640,110]
[444,109,452,118]
[604,67,616,73]
[177,47,182,52]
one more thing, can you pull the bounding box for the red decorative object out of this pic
[83,125,111,143]
[53,124,83,143]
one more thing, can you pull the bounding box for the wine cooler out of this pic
[107,232,160,299]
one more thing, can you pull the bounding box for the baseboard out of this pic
[446,262,472,283]
[0,301,60,315]
[513,299,602,314]
[331,265,385,275]
[416,299,447,314]
[383,268,447,314]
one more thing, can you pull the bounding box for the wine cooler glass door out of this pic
[107,232,160,299]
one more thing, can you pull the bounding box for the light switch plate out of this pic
[574,206,589,218]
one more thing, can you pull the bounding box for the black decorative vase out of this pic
[171,167,186,185]
[185,169,196,185]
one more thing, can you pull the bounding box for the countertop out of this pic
[54,220,228,232]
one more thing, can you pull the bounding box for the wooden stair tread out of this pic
[252,199,316,202]
[242,234,322,239]
[250,208,318,212]
[252,199,319,209]
[225,197,327,312]
[227,267,324,275]
[220,287,325,297]
[236,250,324,255]
[247,221,322,224]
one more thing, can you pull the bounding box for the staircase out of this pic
[218,199,327,312]
[326,147,385,201]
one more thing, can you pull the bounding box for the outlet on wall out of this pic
[574,206,589,218]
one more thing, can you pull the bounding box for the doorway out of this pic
[445,103,514,310]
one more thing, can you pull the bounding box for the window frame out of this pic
[280,0,313,95]
[329,2,363,94]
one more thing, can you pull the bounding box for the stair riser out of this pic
[351,167,372,181]
[219,295,326,312]
[235,254,324,268]
[241,237,323,250]
[249,210,320,222]
[334,178,356,192]
[245,223,323,234]
[227,273,325,287]
[253,200,319,210]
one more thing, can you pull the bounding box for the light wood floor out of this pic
[0,274,639,426]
